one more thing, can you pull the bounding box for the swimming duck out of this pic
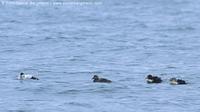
[17,72,39,80]
[146,74,162,83]
[92,75,112,83]
[170,78,186,85]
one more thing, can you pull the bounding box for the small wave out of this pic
[65,102,93,108]
[54,81,70,84]
[20,43,33,46]
[166,66,177,69]
[5,20,22,24]
[22,99,45,102]
[44,37,53,40]
[7,109,33,112]
[58,88,115,95]
[137,38,150,42]
[1,49,17,53]
[158,26,195,32]
[64,71,103,75]
[68,58,86,62]
[57,89,82,94]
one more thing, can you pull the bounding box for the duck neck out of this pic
[93,78,99,82]
[20,75,24,79]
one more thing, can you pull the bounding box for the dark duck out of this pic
[92,75,112,83]
[146,74,162,83]
[170,78,187,85]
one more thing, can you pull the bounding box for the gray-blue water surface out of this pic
[0,0,200,111]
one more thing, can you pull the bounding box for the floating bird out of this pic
[92,75,112,83]
[17,72,39,80]
[146,74,162,83]
[170,78,187,85]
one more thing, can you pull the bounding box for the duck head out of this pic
[19,72,25,79]
[146,75,153,79]
[92,75,99,80]
[170,78,178,85]
[20,72,24,76]
[170,78,176,82]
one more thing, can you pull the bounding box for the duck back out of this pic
[93,78,112,83]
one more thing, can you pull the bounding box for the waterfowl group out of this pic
[91,74,187,85]
[145,74,187,85]
[17,72,187,85]
[17,72,39,80]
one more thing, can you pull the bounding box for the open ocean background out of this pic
[0,0,200,111]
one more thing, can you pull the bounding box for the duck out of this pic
[146,74,162,83]
[92,75,112,83]
[17,72,39,80]
[170,78,187,85]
